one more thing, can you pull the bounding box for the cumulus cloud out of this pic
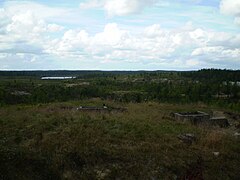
[191,46,240,60]
[190,46,240,69]
[6,11,63,36]
[45,23,240,69]
[1,1,240,70]
[45,23,130,58]
[4,1,68,19]
[0,2,64,56]
[80,0,157,16]
[220,0,240,25]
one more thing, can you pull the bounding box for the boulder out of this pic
[177,133,197,144]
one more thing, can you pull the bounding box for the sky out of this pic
[0,0,239,70]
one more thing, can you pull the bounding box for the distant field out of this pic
[1,100,240,179]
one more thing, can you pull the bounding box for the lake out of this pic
[41,77,76,80]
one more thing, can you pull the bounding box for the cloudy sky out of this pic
[0,0,239,70]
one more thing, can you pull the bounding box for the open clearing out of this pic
[1,100,239,179]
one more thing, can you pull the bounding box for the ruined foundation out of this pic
[174,111,210,125]
[174,111,230,127]
[209,117,230,127]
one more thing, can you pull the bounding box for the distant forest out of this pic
[0,69,239,81]
[0,69,239,111]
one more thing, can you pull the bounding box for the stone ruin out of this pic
[77,106,108,111]
[77,105,127,113]
[209,117,229,128]
[173,111,229,127]
[174,111,210,125]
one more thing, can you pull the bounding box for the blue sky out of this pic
[0,0,239,70]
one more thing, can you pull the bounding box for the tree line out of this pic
[0,69,239,111]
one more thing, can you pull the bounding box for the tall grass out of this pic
[0,100,239,179]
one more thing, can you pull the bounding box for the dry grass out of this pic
[0,100,240,179]
[201,131,226,150]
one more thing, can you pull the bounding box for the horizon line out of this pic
[0,68,239,72]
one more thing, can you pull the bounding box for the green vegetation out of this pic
[0,69,240,179]
[0,69,239,111]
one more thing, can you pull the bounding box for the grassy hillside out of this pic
[1,100,239,179]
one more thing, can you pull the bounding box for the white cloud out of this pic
[1,1,240,70]
[6,10,64,36]
[234,17,240,26]
[192,46,224,56]
[189,28,210,45]
[144,24,165,38]
[4,1,68,19]
[186,59,200,67]
[93,23,129,45]
[0,53,9,59]
[0,2,64,56]
[104,0,156,16]
[220,0,240,16]
[47,24,64,32]
[80,0,104,9]
[46,23,240,69]
[220,0,240,25]
[80,0,157,16]
[191,46,240,65]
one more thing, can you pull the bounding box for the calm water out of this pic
[41,77,76,80]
